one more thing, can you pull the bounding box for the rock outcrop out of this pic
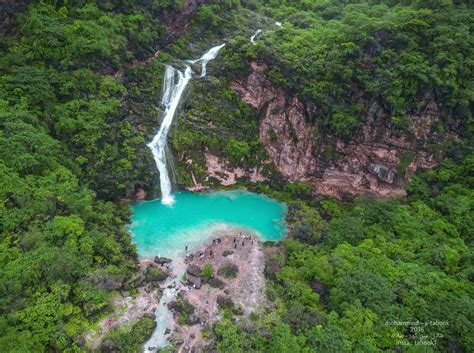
[232,62,448,198]
[161,0,212,44]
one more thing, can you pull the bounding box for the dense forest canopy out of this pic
[0,1,169,350]
[219,0,474,140]
[0,0,473,352]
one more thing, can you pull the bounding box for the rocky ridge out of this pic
[232,61,448,198]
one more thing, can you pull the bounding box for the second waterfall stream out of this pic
[147,44,225,205]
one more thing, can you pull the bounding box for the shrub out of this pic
[169,299,195,325]
[103,316,156,353]
[145,266,167,282]
[200,264,214,278]
[209,277,225,289]
[217,262,239,279]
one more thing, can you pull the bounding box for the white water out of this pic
[143,257,186,351]
[147,44,225,205]
[147,66,192,205]
[188,43,226,77]
[250,29,262,44]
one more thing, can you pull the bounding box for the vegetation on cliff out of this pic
[222,0,473,141]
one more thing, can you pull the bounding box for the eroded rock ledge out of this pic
[232,61,449,198]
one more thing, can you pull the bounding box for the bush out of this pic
[263,241,275,247]
[217,296,243,315]
[145,266,168,282]
[169,299,195,325]
[217,262,239,279]
[209,277,225,289]
[200,264,214,278]
[224,139,251,164]
[103,316,156,353]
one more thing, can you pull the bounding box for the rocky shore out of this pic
[86,231,268,352]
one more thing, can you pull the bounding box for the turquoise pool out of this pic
[129,190,287,258]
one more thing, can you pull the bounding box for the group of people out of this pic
[233,232,254,249]
[184,232,256,258]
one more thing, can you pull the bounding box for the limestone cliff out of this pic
[232,62,450,198]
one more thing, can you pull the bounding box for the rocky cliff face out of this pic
[162,0,211,43]
[232,62,447,198]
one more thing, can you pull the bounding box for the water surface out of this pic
[129,190,287,258]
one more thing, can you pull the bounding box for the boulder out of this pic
[217,295,234,309]
[187,274,201,289]
[154,257,172,265]
[186,264,201,277]
[188,314,200,325]
[260,328,272,338]
[101,339,118,353]
[144,312,156,321]
[133,274,146,287]
[75,337,85,347]
[368,163,396,184]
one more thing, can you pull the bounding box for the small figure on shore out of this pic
[251,240,254,245]
[234,243,237,249]
[242,240,245,246]
[233,238,236,243]
[185,245,188,251]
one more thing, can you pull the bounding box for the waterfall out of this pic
[148,44,225,205]
[188,43,226,77]
[250,29,262,44]
[147,65,192,205]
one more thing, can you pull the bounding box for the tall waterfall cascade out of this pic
[147,66,192,205]
[147,44,225,205]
